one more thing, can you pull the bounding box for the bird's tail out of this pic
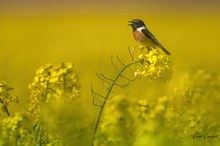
[159,44,171,55]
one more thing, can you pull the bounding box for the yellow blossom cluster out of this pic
[0,113,33,146]
[133,46,173,82]
[94,70,220,146]
[28,62,80,123]
[0,81,19,117]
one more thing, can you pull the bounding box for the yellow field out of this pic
[1,9,219,104]
[0,6,220,145]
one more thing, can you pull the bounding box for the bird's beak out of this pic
[128,21,133,26]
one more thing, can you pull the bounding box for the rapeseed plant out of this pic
[0,113,34,146]
[92,45,173,145]
[0,82,18,117]
[133,46,173,82]
[94,70,220,146]
[0,63,81,146]
[28,62,80,124]
[1,46,220,146]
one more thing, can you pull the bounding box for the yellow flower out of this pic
[134,46,173,82]
[28,62,80,123]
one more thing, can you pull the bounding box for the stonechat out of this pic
[129,19,171,55]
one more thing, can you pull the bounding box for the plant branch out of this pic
[91,60,140,146]
[0,98,10,116]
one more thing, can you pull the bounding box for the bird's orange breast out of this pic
[133,31,156,46]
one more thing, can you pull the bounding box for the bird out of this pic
[128,19,171,55]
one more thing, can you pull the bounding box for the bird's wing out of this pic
[141,29,161,46]
[141,29,171,55]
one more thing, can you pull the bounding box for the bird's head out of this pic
[128,19,146,31]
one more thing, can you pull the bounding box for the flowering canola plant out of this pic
[133,46,173,82]
[28,62,80,123]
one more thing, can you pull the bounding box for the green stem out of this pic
[0,98,10,116]
[91,60,140,146]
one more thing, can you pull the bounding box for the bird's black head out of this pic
[128,19,146,31]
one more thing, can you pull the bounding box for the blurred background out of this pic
[0,0,220,114]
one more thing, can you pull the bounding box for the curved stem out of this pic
[0,98,10,116]
[91,60,140,146]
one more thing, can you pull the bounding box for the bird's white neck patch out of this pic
[137,26,146,32]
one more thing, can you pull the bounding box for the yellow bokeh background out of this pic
[0,1,220,117]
